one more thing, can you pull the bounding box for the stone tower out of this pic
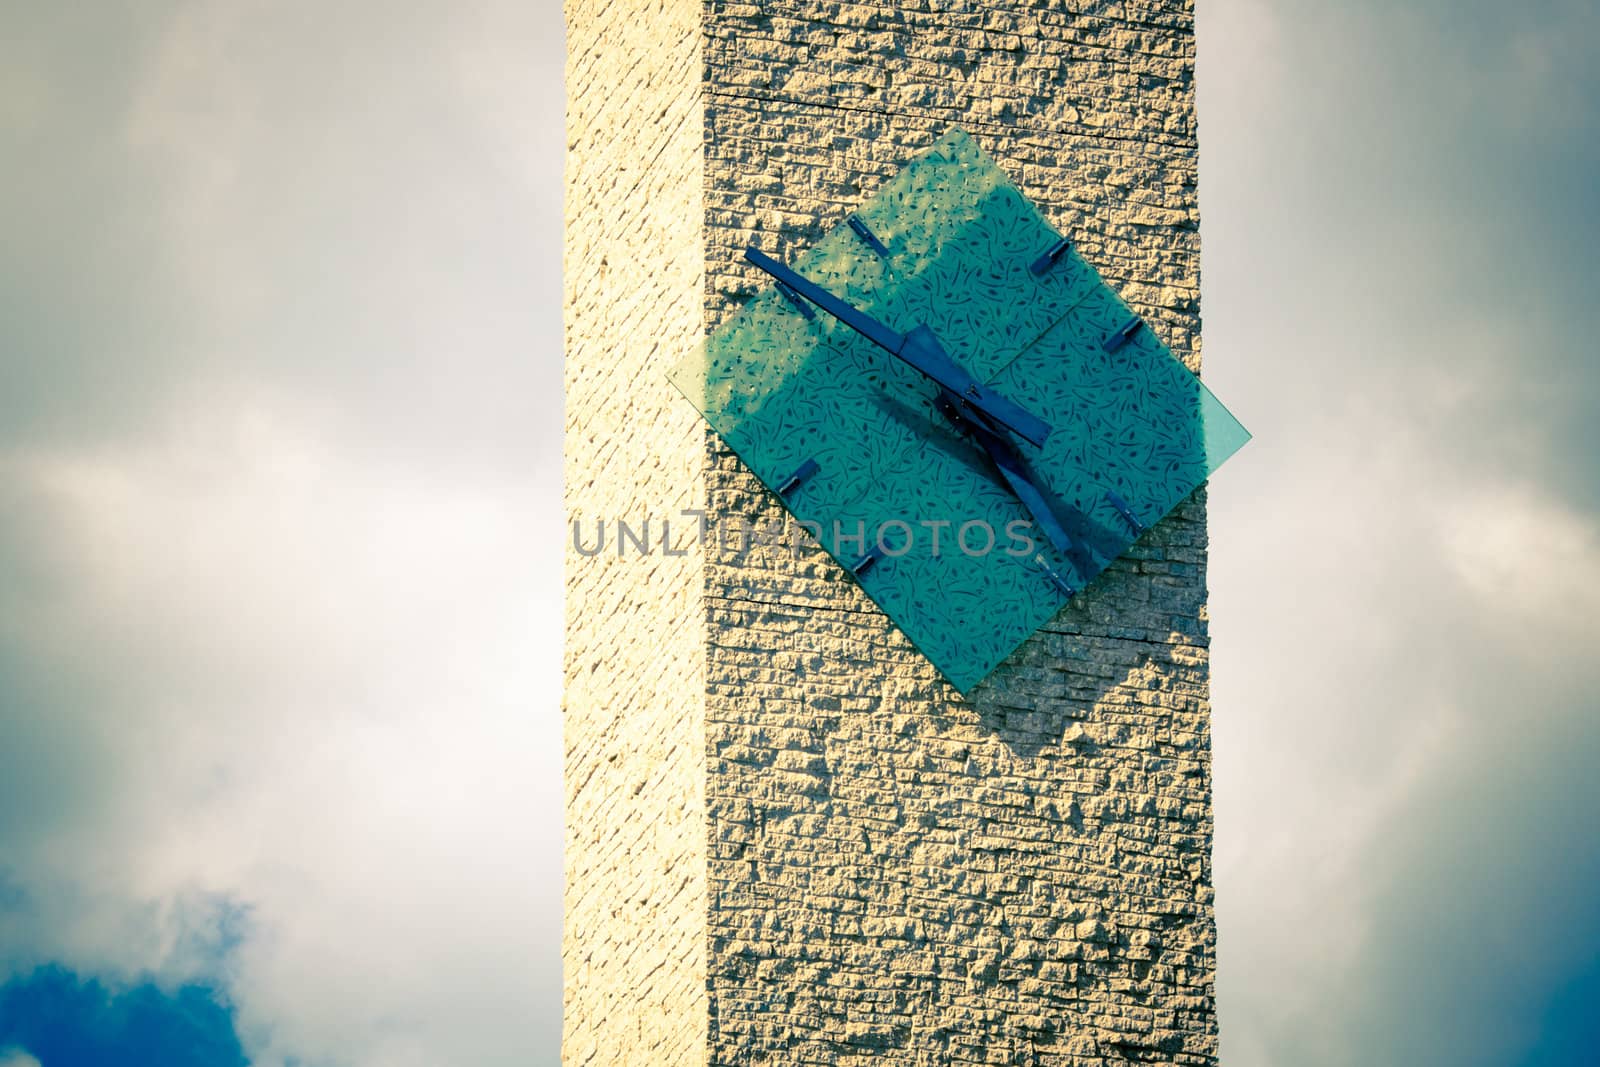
[564,1,1217,1064]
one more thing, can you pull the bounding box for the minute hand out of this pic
[744,247,1052,448]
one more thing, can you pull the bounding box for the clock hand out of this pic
[932,390,1078,561]
[931,389,1125,587]
[743,246,1052,449]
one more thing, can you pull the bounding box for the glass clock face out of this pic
[670,127,1249,694]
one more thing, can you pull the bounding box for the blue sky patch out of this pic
[0,966,246,1067]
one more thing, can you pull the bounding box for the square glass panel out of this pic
[668,127,1250,693]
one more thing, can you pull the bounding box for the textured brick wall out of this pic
[566,0,1215,1063]
[563,0,708,1062]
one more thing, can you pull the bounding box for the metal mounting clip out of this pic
[847,214,889,257]
[1034,554,1077,598]
[1103,316,1144,353]
[850,545,884,577]
[777,458,820,498]
[1029,237,1072,276]
[1104,490,1145,535]
[774,279,815,320]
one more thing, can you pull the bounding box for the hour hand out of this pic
[934,391,1075,558]
[935,392,1121,583]
[743,246,1052,448]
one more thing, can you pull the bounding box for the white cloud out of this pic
[2,389,562,1065]
[1201,0,1600,1063]
[1436,484,1600,622]
[0,1,565,1064]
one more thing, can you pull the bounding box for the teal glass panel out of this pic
[985,287,1251,594]
[670,288,924,500]
[810,394,1088,692]
[787,129,1093,380]
[668,127,1250,694]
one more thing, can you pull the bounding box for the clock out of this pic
[670,127,1249,694]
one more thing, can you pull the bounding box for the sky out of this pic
[0,2,566,1065]
[1199,0,1600,1063]
[0,1,1595,1066]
